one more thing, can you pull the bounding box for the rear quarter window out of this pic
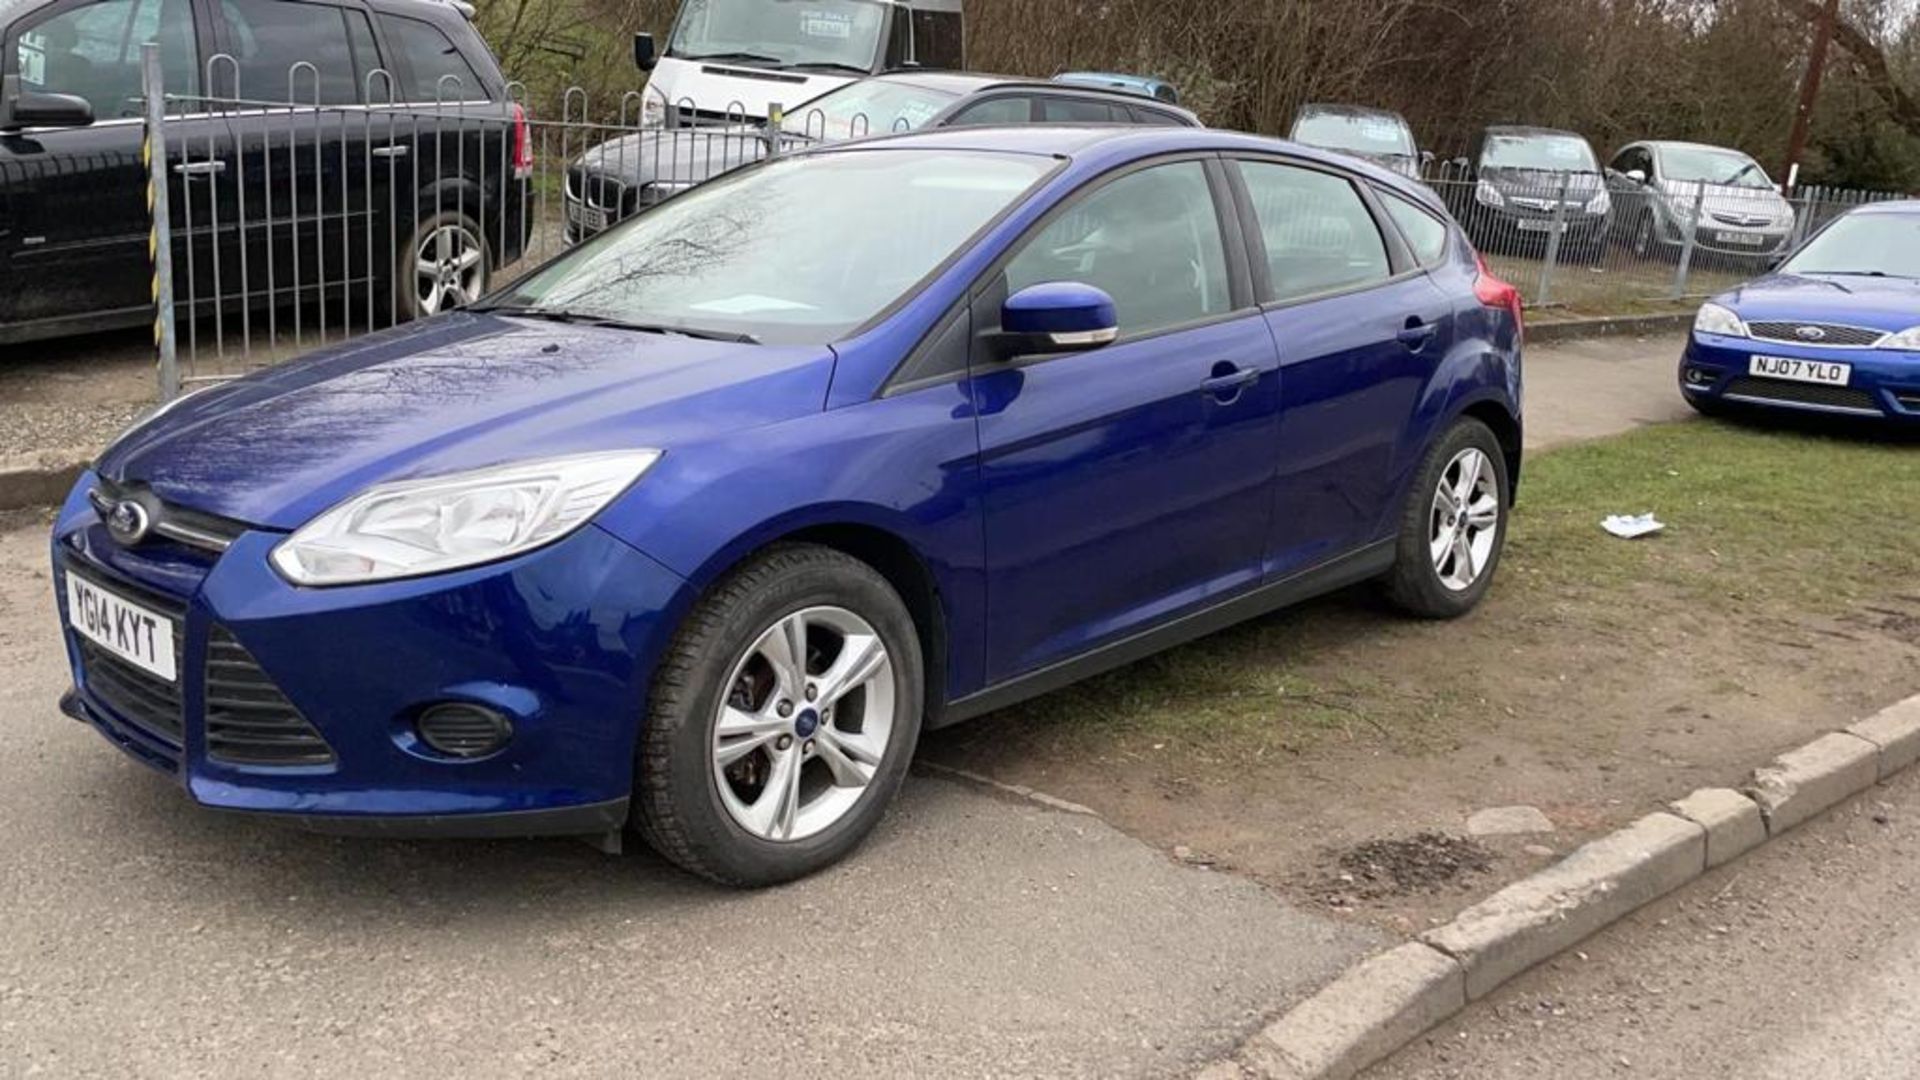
[1379,190,1451,267]
[379,13,485,101]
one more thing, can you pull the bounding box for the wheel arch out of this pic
[1458,396,1523,503]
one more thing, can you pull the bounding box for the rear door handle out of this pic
[371,144,410,159]
[1200,364,1261,400]
[1397,321,1439,348]
[171,159,227,177]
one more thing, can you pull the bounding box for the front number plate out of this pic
[566,200,608,233]
[1715,231,1767,247]
[1750,355,1851,386]
[66,573,177,682]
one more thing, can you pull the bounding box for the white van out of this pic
[633,0,963,126]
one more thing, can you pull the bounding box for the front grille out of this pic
[1710,211,1772,227]
[205,627,335,766]
[1747,321,1888,348]
[76,638,184,744]
[1724,376,1882,413]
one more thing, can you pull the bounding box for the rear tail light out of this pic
[511,103,533,179]
[1473,252,1524,343]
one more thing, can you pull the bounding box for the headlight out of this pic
[640,94,666,128]
[271,451,661,586]
[1585,190,1610,215]
[1693,302,1748,338]
[1474,179,1505,208]
[1880,325,1920,351]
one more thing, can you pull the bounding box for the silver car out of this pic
[1605,140,1796,262]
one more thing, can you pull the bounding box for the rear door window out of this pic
[378,14,484,101]
[220,0,370,104]
[1036,96,1120,123]
[1236,160,1391,302]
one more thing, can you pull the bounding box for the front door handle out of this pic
[1200,363,1260,402]
[172,159,227,178]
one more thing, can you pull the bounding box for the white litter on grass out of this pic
[1602,513,1665,539]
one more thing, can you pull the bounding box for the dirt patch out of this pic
[921,421,1920,933]
[1308,832,1493,908]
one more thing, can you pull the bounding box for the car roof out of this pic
[1484,125,1586,140]
[1849,199,1920,215]
[1296,103,1409,123]
[870,70,1194,114]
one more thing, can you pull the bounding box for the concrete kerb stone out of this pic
[1421,811,1705,1000]
[0,449,92,513]
[1848,697,1920,781]
[1669,788,1766,869]
[1743,731,1879,836]
[1239,942,1463,1080]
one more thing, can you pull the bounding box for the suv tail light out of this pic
[511,103,533,180]
[1473,252,1524,343]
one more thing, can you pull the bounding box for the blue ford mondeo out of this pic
[53,126,1523,885]
[1682,199,1920,423]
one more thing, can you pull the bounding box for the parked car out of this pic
[632,0,964,128]
[1606,140,1795,264]
[1287,103,1422,179]
[1443,125,1610,260]
[0,0,531,346]
[1680,200,1920,425]
[563,69,1199,243]
[54,125,1523,885]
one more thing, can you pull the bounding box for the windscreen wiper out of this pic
[478,306,760,344]
[788,61,870,76]
[681,51,784,66]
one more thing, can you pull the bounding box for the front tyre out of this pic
[633,544,924,886]
[1384,417,1509,618]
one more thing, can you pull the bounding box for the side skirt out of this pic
[935,539,1396,728]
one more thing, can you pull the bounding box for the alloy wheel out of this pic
[711,605,896,842]
[1429,447,1500,592]
[414,223,486,315]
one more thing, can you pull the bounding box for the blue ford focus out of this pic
[1682,199,1920,424]
[53,127,1523,885]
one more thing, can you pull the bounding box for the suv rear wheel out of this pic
[397,210,490,320]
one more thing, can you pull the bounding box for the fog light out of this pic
[1684,367,1713,386]
[416,703,513,759]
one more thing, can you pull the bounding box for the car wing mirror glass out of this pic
[1625,168,1647,184]
[634,32,658,72]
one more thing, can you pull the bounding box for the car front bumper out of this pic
[1681,332,1920,422]
[50,473,692,836]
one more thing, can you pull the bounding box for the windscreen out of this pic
[1659,145,1772,189]
[1482,133,1599,172]
[1781,213,1920,279]
[1292,111,1415,158]
[492,149,1055,345]
[782,80,958,140]
[667,0,887,71]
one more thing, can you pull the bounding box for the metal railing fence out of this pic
[136,45,912,399]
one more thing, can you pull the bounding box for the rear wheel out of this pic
[394,210,490,321]
[1384,417,1509,618]
[633,544,924,886]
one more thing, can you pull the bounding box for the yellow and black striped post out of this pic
[141,43,180,401]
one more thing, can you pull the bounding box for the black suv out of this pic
[0,0,528,345]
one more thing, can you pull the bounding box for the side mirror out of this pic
[633,32,658,72]
[1420,150,1435,166]
[1625,168,1647,184]
[994,282,1118,356]
[0,76,93,130]
[1448,156,1468,169]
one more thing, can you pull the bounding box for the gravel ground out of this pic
[0,329,153,459]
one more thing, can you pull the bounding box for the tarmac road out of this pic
[0,519,1383,1079]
